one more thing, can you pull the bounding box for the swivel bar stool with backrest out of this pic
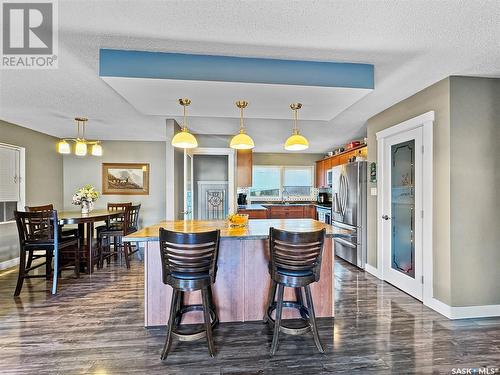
[263,227,326,355]
[14,210,80,296]
[158,228,220,360]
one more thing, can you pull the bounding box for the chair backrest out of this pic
[107,202,132,224]
[25,204,54,212]
[15,210,58,245]
[125,204,141,234]
[269,227,326,281]
[158,229,220,285]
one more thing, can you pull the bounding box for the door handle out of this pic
[382,215,391,220]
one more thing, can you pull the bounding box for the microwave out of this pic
[326,169,333,186]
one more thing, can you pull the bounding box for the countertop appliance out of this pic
[317,192,329,204]
[331,161,367,269]
[237,193,247,205]
[316,205,331,224]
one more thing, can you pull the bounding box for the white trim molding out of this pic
[0,257,19,271]
[364,263,381,279]
[426,297,500,319]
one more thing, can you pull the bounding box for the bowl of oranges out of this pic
[227,213,249,228]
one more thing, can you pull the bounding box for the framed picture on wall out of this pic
[102,163,150,195]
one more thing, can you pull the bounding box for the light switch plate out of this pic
[370,187,377,196]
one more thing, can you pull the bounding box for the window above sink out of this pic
[250,165,315,201]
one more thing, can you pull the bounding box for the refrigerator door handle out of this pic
[335,237,357,248]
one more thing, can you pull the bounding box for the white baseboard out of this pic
[425,297,500,319]
[364,264,381,279]
[0,257,19,271]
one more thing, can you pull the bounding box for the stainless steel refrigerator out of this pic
[331,161,367,269]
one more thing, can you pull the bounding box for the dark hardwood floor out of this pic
[0,256,499,374]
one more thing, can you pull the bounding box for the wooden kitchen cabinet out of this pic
[315,160,326,188]
[237,149,253,187]
[265,205,317,220]
[237,208,268,219]
[316,145,367,184]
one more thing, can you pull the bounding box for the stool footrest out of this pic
[171,304,218,342]
[266,300,312,336]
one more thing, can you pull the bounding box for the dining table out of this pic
[58,209,124,274]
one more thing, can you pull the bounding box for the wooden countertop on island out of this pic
[124,218,339,242]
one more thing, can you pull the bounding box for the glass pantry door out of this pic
[382,127,423,300]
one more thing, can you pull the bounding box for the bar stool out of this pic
[158,228,220,360]
[263,227,326,355]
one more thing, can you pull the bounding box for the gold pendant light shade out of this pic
[284,103,309,151]
[230,100,255,150]
[57,140,71,154]
[172,98,198,149]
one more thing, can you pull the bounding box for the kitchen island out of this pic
[124,219,336,327]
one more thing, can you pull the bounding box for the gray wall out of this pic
[366,78,452,304]
[449,76,500,306]
[63,141,166,227]
[0,119,64,263]
[253,152,324,167]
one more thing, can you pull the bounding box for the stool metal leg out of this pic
[201,287,216,357]
[263,280,277,323]
[304,284,324,353]
[161,289,180,360]
[270,284,284,356]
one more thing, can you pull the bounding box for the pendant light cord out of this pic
[240,106,244,133]
[183,103,187,131]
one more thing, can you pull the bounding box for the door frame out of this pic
[376,111,434,305]
[189,147,236,216]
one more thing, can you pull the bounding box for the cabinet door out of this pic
[330,156,340,168]
[315,160,325,188]
[237,150,253,187]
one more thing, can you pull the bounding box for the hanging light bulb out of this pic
[284,103,309,151]
[230,100,254,150]
[171,98,198,149]
[91,143,103,156]
[57,140,71,154]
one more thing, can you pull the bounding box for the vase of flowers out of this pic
[72,184,99,214]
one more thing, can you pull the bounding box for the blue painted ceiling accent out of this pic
[99,49,374,90]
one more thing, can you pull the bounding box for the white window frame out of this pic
[250,165,315,202]
[0,142,26,225]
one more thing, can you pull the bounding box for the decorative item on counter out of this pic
[346,141,361,150]
[227,213,249,228]
[72,184,99,213]
[327,151,334,157]
[370,162,377,183]
[334,147,345,155]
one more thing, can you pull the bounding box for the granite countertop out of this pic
[239,203,332,209]
[237,204,268,210]
[124,218,347,242]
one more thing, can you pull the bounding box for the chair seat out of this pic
[24,236,78,250]
[171,272,211,280]
[276,267,313,277]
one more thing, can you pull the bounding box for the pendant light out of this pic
[57,117,103,156]
[230,100,255,150]
[284,103,309,151]
[171,98,198,149]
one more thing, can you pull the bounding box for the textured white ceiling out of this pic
[1,1,499,153]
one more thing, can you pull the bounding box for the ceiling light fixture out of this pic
[57,117,102,156]
[284,103,309,151]
[230,100,255,150]
[171,98,198,149]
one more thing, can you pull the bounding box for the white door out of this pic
[381,127,423,300]
[183,150,194,220]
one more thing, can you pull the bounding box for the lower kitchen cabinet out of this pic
[237,209,268,219]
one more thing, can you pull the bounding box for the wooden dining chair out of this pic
[25,204,79,269]
[14,210,80,296]
[98,204,141,269]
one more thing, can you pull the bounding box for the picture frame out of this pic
[102,163,150,195]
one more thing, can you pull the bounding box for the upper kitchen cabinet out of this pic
[236,149,253,187]
[315,145,367,188]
